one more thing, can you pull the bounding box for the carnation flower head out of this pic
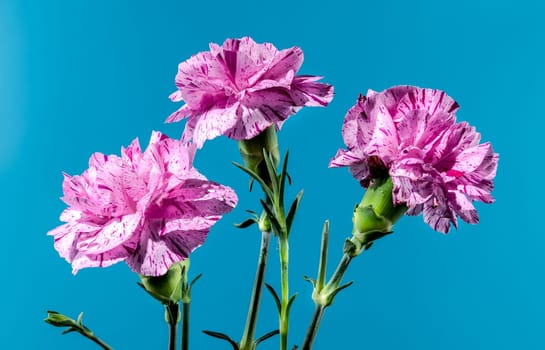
[330,86,498,233]
[48,131,238,276]
[166,36,334,148]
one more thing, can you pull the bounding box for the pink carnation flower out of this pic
[48,131,238,276]
[166,36,334,147]
[330,86,498,233]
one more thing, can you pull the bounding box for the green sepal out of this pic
[138,260,188,305]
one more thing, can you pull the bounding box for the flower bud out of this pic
[237,125,280,186]
[44,311,76,328]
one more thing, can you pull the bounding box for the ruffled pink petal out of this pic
[74,213,142,254]
[161,216,218,236]
[393,87,459,123]
[187,103,240,148]
[447,190,479,224]
[454,183,495,203]
[288,75,334,107]
[391,176,434,207]
[70,243,137,274]
[340,95,369,151]
[167,37,333,145]
[223,100,285,141]
[49,131,238,274]
[126,220,209,276]
[146,179,238,220]
[430,122,481,165]
[165,104,192,123]
[259,46,304,82]
[422,190,457,233]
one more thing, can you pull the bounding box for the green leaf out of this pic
[329,281,354,301]
[202,330,240,350]
[303,275,316,287]
[316,221,330,291]
[262,149,279,196]
[61,327,77,335]
[76,312,84,326]
[286,293,297,315]
[265,283,281,313]
[233,161,274,201]
[278,151,290,205]
[254,329,280,346]
[234,218,257,229]
[259,199,281,235]
[286,190,304,234]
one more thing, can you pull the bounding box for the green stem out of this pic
[300,305,326,350]
[326,253,353,292]
[166,303,179,350]
[83,330,114,350]
[300,252,353,350]
[240,229,272,350]
[279,236,290,350]
[181,302,190,350]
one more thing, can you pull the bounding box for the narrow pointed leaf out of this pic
[330,281,354,301]
[265,283,281,313]
[76,312,84,326]
[202,330,240,350]
[259,199,282,235]
[317,221,329,291]
[61,327,77,335]
[234,218,257,229]
[190,273,203,290]
[254,329,280,346]
[233,161,274,200]
[262,149,279,196]
[278,151,290,205]
[286,190,304,234]
[303,275,316,287]
[287,293,297,314]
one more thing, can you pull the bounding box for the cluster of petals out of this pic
[330,86,498,233]
[48,131,238,276]
[166,36,334,148]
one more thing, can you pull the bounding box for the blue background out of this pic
[1,0,543,349]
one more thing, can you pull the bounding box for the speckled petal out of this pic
[167,37,333,144]
[189,103,240,148]
[126,220,209,276]
[75,213,141,254]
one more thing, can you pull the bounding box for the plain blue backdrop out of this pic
[1,0,544,349]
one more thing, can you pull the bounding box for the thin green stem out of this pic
[301,253,353,350]
[83,330,113,350]
[327,253,353,290]
[279,236,290,350]
[181,302,190,350]
[166,303,179,350]
[300,305,326,350]
[240,229,272,350]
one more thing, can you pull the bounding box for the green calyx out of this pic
[139,260,189,305]
[347,177,407,256]
[237,126,280,186]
